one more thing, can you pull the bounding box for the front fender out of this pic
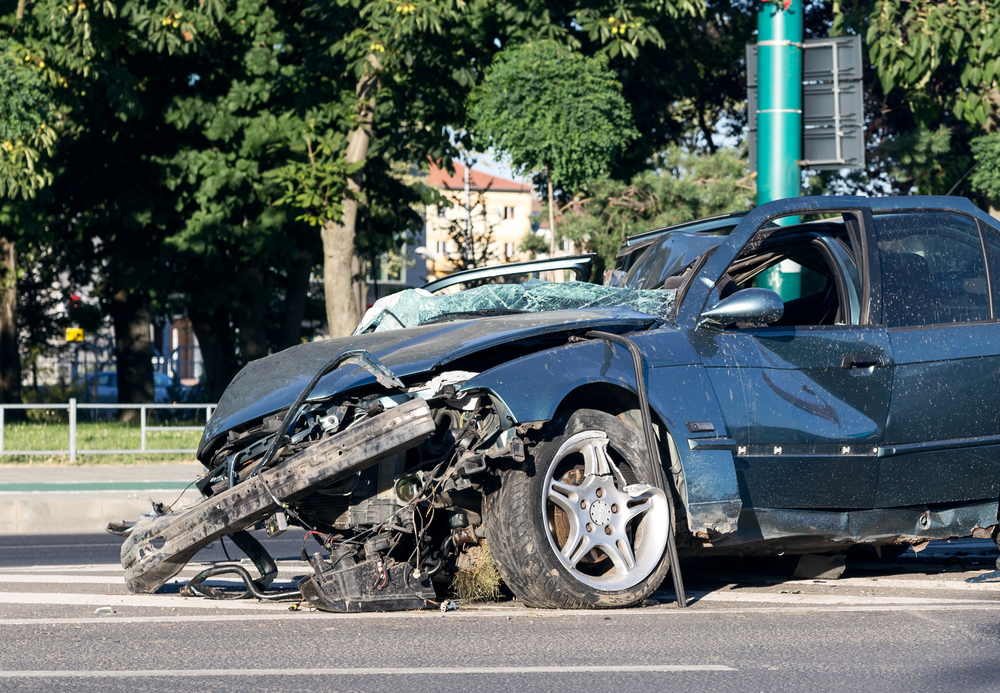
[462,331,742,537]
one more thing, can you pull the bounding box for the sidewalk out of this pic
[0,464,204,535]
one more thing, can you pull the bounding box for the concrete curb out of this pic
[0,464,204,535]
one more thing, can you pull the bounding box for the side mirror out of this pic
[698,288,784,330]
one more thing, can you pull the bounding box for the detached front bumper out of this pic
[121,399,436,594]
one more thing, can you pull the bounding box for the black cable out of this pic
[184,564,302,601]
[220,535,233,562]
[161,478,197,514]
[423,536,454,579]
[584,330,687,608]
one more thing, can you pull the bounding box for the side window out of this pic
[873,212,988,327]
[980,220,1000,314]
[716,216,861,328]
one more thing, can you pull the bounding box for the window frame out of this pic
[870,209,993,330]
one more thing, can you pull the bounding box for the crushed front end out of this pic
[119,352,519,612]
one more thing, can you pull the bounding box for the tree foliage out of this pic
[467,40,639,193]
[0,0,746,398]
[865,0,1000,128]
[560,146,755,277]
[834,1,1000,203]
[0,38,57,199]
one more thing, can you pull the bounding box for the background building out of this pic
[424,161,536,279]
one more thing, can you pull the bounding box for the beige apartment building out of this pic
[424,161,536,280]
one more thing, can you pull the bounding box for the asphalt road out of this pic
[0,530,308,568]
[3,533,1000,692]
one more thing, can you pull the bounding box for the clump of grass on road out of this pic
[451,541,504,603]
[0,419,201,465]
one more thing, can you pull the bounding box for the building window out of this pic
[371,251,406,283]
[503,206,515,220]
[504,242,516,258]
[437,205,447,219]
[436,241,448,255]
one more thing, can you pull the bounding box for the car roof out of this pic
[621,212,752,249]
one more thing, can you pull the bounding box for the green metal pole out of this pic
[756,0,802,300]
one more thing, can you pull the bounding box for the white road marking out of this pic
[0,543,124,550]
[0,665,735,678]
[803,577,1000,592]
[692,590,998,606]
[3,565,125,573]
[1,587,998,617]
[0,573,301,588]
[701,573,1000,592]
[0,592,290,611]
[0,574,128,584]
[2,561,306,573]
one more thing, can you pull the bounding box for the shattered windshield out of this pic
[356,279,676,333]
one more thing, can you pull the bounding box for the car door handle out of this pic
[841,353,884,368]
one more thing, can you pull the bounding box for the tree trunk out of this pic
[110,289,154,423]
[322,55,379,338]
[322,210,360,338]
[546,165,557,257]
[188,303,239,403]
[277,248,314,351]
[0,237,21,407]
[235,266,269,363]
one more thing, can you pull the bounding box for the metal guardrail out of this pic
[0,399,216,463]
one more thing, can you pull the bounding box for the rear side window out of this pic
[873,212,989,327]
[979,220,1000,314]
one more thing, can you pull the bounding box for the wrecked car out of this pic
[119,195,1000,611]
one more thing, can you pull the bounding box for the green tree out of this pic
[853,0,1000,206]
[0,33,58,407]
[560,146,755,277]
[1,0,715,403]
[0,38,57,200]
[468,40,639,256]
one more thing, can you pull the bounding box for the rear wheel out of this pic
[485,409,672,609]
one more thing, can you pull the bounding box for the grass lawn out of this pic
[0,419,202,465]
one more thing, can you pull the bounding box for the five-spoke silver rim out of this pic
[542,430,669,591]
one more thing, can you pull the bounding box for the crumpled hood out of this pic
[198,307,661,460]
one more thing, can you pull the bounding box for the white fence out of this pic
[0,399,217,463]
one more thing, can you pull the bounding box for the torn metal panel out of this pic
[122,400,435,594]
[709,501,1000,548]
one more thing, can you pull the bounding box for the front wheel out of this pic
[484,409,672,609]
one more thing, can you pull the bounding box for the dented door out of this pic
[692,325,892,509]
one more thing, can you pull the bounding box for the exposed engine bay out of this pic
[118,353,524,612]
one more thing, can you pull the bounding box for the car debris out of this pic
[113,195,1000,612]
